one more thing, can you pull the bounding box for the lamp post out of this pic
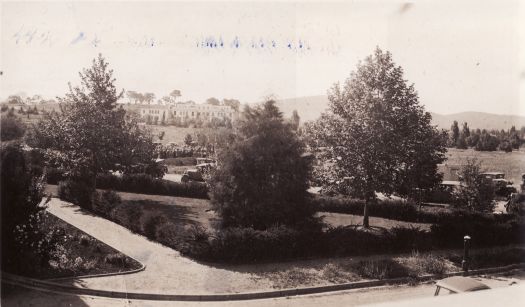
[462,235,471,275]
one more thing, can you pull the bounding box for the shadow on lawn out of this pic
[119,199,206,227]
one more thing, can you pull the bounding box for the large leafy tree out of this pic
[28,55,159,194]
[306,47,446,228]
[208,101,314,230]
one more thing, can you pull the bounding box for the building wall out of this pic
[129,103,236,123]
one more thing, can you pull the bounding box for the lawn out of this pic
[115,190,218,229]
[45,185,215,230]
[25,213,142,279]
[318,212,432,231]
[440,148,525,185]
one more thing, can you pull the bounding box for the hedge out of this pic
[96,173,209,199]
[51,170,209,199]
[311,196,483,224]
[186,215,524,263]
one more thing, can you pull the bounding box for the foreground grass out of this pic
[246,246,525,288]
[27,213,142,279]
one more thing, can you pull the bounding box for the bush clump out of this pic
[104,253,129,266]
[57,179,95,210]
[430,213,523,248]
[93,190,121,217]
[352,259,409,280]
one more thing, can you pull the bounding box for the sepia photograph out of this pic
[1,0,524,306]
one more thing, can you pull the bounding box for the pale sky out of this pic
[1,0,524,115]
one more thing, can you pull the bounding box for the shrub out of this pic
[104,253,128,266]
[401,252,448,275]
[1,115,26,141]
[109,204,143,233]
[144,215,167,239]
[57,179,95,210]
[430,213,523,248]
[155,222,185,249]
[203,226,308,263]
[323,227,385,256]
[79,235,91,246]
[386,226,432,252]
[353,259,409,280]
[45,167,66,185]
[93,190,121,217]
[453,158,495,212]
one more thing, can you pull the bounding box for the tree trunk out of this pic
[363,198,370,228]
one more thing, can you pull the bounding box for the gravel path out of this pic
[46,198,273,294]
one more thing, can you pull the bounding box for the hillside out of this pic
[275,95,329,122]
[275,95,525,130]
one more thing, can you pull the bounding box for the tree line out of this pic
[448,121,524,152]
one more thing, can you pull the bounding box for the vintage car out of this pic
[181,169,204,182]
[434,276,490,296]
[480,172,517,198]
[180,158,216,183]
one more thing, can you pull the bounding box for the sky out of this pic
[1,0,524,115]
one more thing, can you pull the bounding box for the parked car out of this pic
[181,169,205,183]
[181,158,216,183]
[480,172,517,198]
[434,276,490,296]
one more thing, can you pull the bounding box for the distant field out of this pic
[440,148,525,185]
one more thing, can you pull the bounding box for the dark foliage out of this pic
[430,213,523,248]
[1,143,51,274]
[96,173,208,199]
[93,190,122,217]
[1,115,26,141]
[57,179,96,210]
[208,100,314,230]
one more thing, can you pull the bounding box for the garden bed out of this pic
[24,213,142,279]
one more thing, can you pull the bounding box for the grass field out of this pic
[440,148,525,185]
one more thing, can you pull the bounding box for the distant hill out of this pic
[275,95,525,130]
[275,95,329,122]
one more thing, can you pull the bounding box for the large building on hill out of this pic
[124,102,237,124]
